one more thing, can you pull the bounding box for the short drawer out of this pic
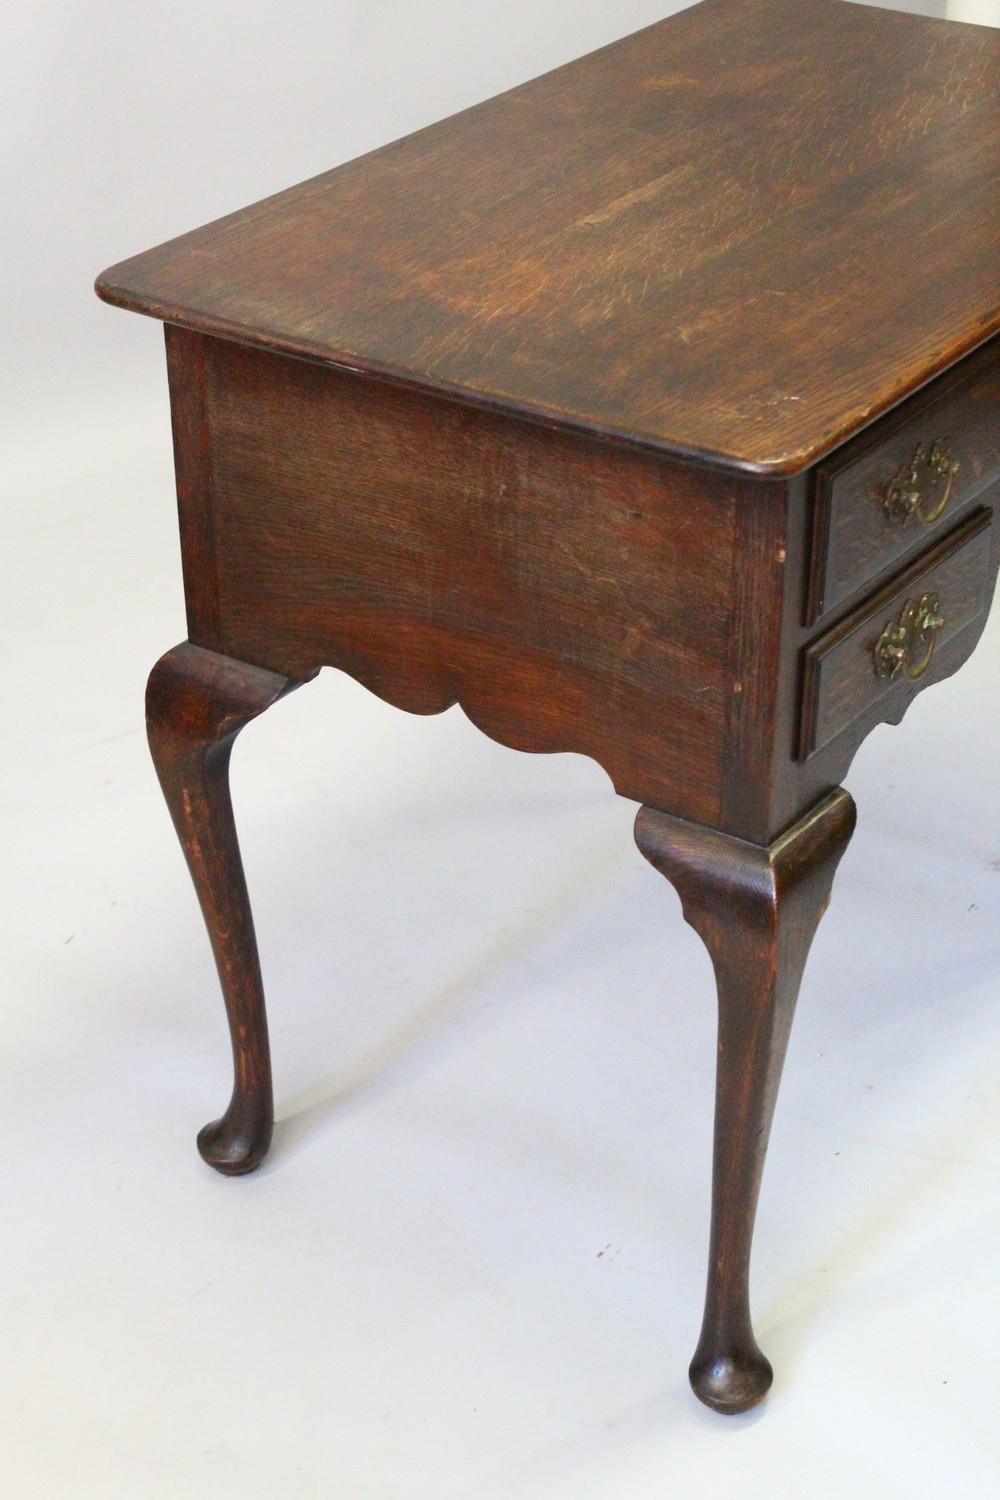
[800,508,994,759]
[806,339,1000,624]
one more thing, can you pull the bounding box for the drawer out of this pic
[800,508,993,759]
[806,340,1000,624]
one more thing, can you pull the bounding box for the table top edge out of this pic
[94,268,1000,482]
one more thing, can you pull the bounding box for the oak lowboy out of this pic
[97,0,1000,1415]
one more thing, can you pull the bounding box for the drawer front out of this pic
[801,508,994,759]
[807,341,1000,624]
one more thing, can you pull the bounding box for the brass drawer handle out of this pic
[883,440,960,526]
[873,591,946,681]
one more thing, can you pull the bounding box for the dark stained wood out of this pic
[807,335,1000,623]
[765,491,1000,841]
[720,480,789,834]
[146,642,308,1174]
[165,325,221,641]
[183,328,759,829]
[96,0,1000,478]
[635,788,856,1413]
[801,508,994,758]
[172,320,1000,843]
[97,0,1000,1418]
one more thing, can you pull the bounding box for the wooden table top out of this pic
[96,0,1000,476]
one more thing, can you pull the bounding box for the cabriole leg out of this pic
[146,641,305,1175]
[635,789,856,1413]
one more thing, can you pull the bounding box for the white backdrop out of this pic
[3,0,691,441]
[3,3,999,1498]
[949,0,1000,20]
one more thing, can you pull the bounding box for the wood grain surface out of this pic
[104,0,1000,1419]
[635,787,857,1411]
[807,335,1000,622]
[180,329,773,829]
[96,0,1000,476]
[145,642,306,1175]
[801,506,994,756]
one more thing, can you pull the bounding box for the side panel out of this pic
[166,329,752,826]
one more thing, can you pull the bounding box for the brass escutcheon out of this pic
[873,591,946,682]
[883,439,960,527]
